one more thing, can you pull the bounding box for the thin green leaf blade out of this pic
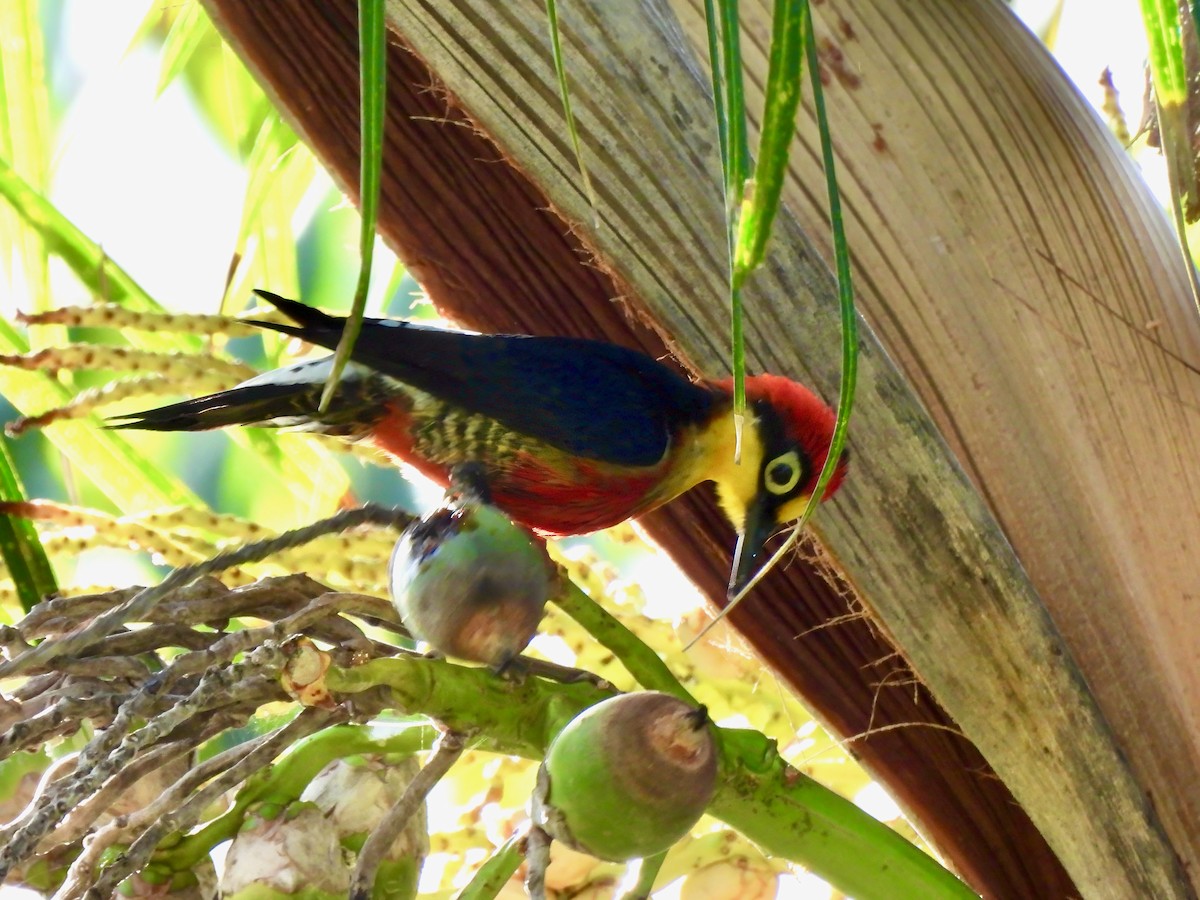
[716,0,749,425]
[545,0,597,220]
[721,2,858,609]
[732,0,805,285]
[1142,0,1189,105]
[801,0,856,521]
[703,0,731,187]
[0,436,57,613]
[704,0,750,441]
[321,0,386,412]
[718,0,749,217]
[156,1,207,96]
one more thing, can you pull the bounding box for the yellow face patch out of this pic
[711,435,812,530]
[715,481,749,531]
[687,403,816,532]
[774,493,814,526]
[718,484,812,531]
[709,420,764,530]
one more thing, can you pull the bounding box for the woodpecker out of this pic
[113,291,847,592]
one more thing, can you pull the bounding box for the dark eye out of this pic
[763,450,802,495]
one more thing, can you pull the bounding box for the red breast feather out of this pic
[369,399,665,535]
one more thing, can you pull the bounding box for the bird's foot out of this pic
[447,462,493,505]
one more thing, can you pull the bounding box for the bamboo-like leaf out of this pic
[545,0,597,221]
[238,115,301,232]
[149,16,345,514]
[731,0,805,286]
[140,6,274,157]
[191,7,377,509]
[0,438,56,613]
[125,2,169,57]
[798,2,856,536]
[221,114,308,314]
[156,1,207,96]
[0,155,202,355]
[0,0,51,314]
[320,0,386,412]
[245,182,304,309]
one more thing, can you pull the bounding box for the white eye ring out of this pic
[764,450,802,495]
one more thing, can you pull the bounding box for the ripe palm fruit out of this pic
[389,497,553,669]
[532,692,718,861]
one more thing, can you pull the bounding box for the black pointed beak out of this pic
[728,491,775,598]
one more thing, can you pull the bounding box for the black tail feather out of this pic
[112,293,358,434]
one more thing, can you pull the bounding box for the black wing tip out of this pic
[104,381,319,434]
[104,391,256,432]
[250,288,296,308]
[250,289,336,328]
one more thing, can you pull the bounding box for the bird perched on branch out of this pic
[114,291,846,592]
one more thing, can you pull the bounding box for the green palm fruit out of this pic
[532,692,718,862]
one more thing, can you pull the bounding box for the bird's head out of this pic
[711,374,847,596]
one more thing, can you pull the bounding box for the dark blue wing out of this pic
[253,291,717,467]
